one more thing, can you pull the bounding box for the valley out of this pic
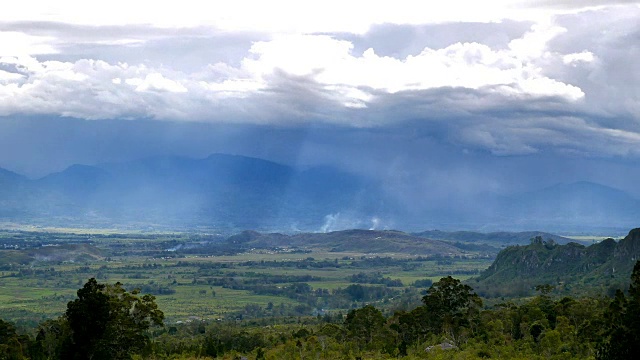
[0,226,626,327]
[0,228,494,326]
[2,226,638,359]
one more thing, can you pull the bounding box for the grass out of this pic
[0,229,494,325]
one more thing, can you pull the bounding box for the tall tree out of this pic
[0,319,28,360]
[64,278,164,360]
[421,276,483,345]
[344,305,386,350]
[597,261,640,360]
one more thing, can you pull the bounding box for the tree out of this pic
[394,306,431,346]
[35,318,72,360]
[344,305,386,350]
[0,319,28,360]
[597,260,640,360]
[421,276,483,345]
[64,278,164,360]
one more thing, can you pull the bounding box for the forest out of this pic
[2,262,639,359]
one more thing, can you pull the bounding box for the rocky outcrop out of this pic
[474,228,640,297]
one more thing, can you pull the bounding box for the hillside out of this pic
[413,230,573,247]
[472,228,640,298]
[0,243,104,266]
[226,229,466,256]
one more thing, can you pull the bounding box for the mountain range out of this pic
[413,230,573,247]
[0,154,638,232]
[0,154,387,230]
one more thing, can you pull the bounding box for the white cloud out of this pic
[0,23,609,123]
[563,51,595,65]
[0,69,24,83]
[126,73,188,93]
[0,1,557,34]
[241,32,584,102]
[199,79,264,97]
[0,31,57,56]
[0,3,638,159]
[507,21,567,60]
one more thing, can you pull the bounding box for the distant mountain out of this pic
[226,229,466,255]
[37,164,113,200]
[413,230,574,247]
[494,181,640,230]
[0,168,24,198]
[0,167,25,183]
[471,228,640,298]
[392,181,640,233]
[0,154,390,230]
[0,157,638,232]
[0,167,31,218]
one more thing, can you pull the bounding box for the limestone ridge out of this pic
[473,228,640,297]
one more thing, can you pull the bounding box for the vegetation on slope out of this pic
[472,228,640,298]
[228,229,467,255]
[3,264,640,359]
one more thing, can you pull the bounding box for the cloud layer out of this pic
[0,3,639,161]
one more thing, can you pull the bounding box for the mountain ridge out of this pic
[226,229,469,255]
[0,155,638,232]
[413,230,574,246]
[472,228,640,298]
[0,154,389,230]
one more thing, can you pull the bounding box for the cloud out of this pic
[0,4,638,161]
[547,6,640,122]
[0,31,57,56]
[0,27,586,122]
[126,73,188,93]
[0,1,568,34]
[562,51,594,65]
[244,33,585,100]
[522,0,640,11]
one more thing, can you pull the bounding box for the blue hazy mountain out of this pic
[0,168,30,218]
[0,155,638,232]
[494,181,640,231]
[0,154,387,230]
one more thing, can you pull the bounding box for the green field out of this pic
[0,229,493,326]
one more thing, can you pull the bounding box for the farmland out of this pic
[0,229,492,327]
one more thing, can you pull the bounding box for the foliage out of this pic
[421,275,483,344]
[63,278,164,359]
[0,271,628,359]
[0,318,29,360]
[344,305,387,350]
[6,229,640,359]
[597,260,640,359]
[474,229,640,298]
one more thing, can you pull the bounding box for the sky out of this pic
[1,1,640,200]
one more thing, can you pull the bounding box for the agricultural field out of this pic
[0,229,492,327]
